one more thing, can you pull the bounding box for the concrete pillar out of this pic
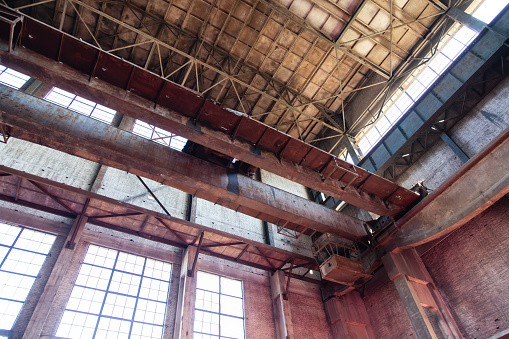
[270,270,294,339]
[173,246,197,339]
[323,290,376,339]
[382,249,462,339]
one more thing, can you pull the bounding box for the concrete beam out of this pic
[0,44,415,217]
[389,126,509,249]
[0,84,368,240]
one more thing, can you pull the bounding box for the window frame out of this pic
[193,270,246,339]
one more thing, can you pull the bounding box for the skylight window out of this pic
[0,65,30,89]
[194,271,245,339]
[45,88,116,124]
[132,120,187,152]
[0,222,56,331]
[353,0,507,159]
[56,245,172,339]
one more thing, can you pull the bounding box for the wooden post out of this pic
[174,246,197,339]
[22,215,88,339]
[382,249,462,339]
[323,290,376,338]
[270,270,294,339]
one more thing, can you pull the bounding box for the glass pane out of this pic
[55,310,98,339]
[429,53,452,75]
[196,289,220,313]
[101,293,136,320]
[0,299,23,330]
[194,310,220,336]
[0,271,36,301]
[139,277,169,302]
[416,68,439,89]
[131,322,164,339]
[220,277,242,298]
[95,317,131,339]
[0,223,21,246]
[83,245,117,268]
[134,298,167,325]
[115,252,145,275]
[75,264,112,290]
[109,271,141,296]
[220,315,244,339]
[144,258,172,281]
[197,271,220,293]
[220,295,243,317]
[1,248,46,275]
[65,286,105,314]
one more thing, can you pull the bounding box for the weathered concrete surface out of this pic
[362,268,417,339]
[0,139,98,190]
[389,125,509,249]
[421,198,509,339]
[96,167,189,220]
[396,77,509,191]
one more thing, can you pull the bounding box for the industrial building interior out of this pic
[0,0,508,337]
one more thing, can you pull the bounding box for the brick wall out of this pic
[421,197,509,338]
[362,269,417,338]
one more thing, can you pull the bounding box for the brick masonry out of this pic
[421,197,509,339]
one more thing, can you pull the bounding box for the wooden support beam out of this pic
[22,212,88,338]
[173,247,196,339]
[382,249,462,339]
[270,270,294,339]
[323,290,377,338]
[188,231,204,277]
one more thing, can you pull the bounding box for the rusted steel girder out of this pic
[0,41,418,216]
[0,84,369,240]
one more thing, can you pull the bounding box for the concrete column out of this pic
[22,216,88,339]
[382,249,462,339]
[323,290,376,339]
[270,270,294,339]
[173,246,197,339]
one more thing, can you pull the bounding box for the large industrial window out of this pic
[353,0,509,159]
[0,222,56,331]
[0,65,30,89]
[44,87,116,124]
[55,245,172,339]
[132,120,187,152]
[194,271,245,339]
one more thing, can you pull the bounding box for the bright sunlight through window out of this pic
[194,271,245,339]
[0,222,56,331]
[354,0,509,158]
[132,120,188,152]
[45,88,117,124]
[56,245,172,339]
[0,65,30,89]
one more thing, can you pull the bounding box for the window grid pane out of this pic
[56,245,172,339]
[44,87,116,124]
[132,119,187,152]
[0,66,30,89]
[0,222,56,331]
[194,272,245,339]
